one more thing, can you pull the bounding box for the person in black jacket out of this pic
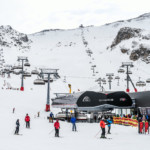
[15,119,20,135]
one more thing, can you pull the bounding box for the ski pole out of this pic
[94,130,101,137]
[49,129,54,134]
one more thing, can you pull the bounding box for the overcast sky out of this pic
[0,0,150,34]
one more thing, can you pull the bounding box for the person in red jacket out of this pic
[145,120,149,134]
[139,121,143,134]
[25,114,30,128]
[100,118,106,138]
[54,119,60,137]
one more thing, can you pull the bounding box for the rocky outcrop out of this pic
[111,27,141,48]
[0,25,31,50]
[130,44,150,62]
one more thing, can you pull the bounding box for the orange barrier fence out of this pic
[113,117,138,127]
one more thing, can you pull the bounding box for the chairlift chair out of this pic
[146,78,150,83]
[118,68,125,73]
[34,79,45,85]
[24,62,30,67]
[31,70,39,75]
[43,77,53,83]
[136,81,146,87]
[115,76,120,80]
[23,72,31,77]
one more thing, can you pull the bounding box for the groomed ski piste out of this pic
[0,77,150,150]
[1,13,150,150]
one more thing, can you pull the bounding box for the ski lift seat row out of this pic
[118,68,125,73]
[34,79,45,85]
[31,70,39,75]
[115,76,120,79]
[146,78,150,83]
[136,81,146,87]
[24,62,30,67]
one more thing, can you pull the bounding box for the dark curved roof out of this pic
[77,91,133,108]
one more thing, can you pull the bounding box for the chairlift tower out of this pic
[106,73,114,90]
[40,68,60,112]
[96,78,105,92]
[121,62,137,93]
[4,64,12,78]
[17,56,28,91]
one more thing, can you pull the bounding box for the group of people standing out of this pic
[14,114,30,135]
[100,118,112,138]
[51,112,77,137]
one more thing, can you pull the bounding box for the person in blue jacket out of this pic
[70,116,77,131]
[107,118,112,134]
[49,112,54,123]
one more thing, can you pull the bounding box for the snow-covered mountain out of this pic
[1,13,150,93]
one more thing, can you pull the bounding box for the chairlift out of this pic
[12,65,22,70]
[13,71,20,75]
[126,71,132,74]
[24,62,30,67]
[34,79,45,85]
[31,70,39,75]
[102,78,106,82]
[118,68,125,73]
[43,77,53,83]
[108,76,113,80]
[146,78,150,83]
[23,72,31,77]
[136,81,146,87]
[115,76,120,80]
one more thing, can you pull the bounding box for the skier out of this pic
[14,119,20,135]
[107,118,113,134]
[100,118,106,138]
[70,116,77,131]
[54,119,60,137]
[25,114,30,128]
[49,112,54,123]
[145,120,149,134]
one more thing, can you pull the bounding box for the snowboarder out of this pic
[14,119,20,135]
[107,118,112,134]
[49,112,54,123]
[70,116,77,131]
[100,118,106,138]
[54,119,60,137]
[25,114,30,128]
